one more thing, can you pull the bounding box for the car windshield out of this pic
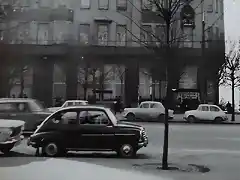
[105,108,118,125]
[30,100,45,112]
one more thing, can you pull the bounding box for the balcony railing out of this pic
[4,7,74,22]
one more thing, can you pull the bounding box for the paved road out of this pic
[1,123,240,180]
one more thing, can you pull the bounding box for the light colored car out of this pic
[184,104,228,123]
[48,100,88,113]
[122,101,174,121]
[0,119,25,154]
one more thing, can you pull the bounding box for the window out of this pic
[142,0,152,10]
[117,0,127,10]
[140,25,152,45]
[207,0,213,13]
[210,106,220,112]
[17,22,29,44]
[150,103,164,109]
[37,23,50,45]
[0,103,17,113]
[140,103,149,108]
[51,110,78,125]
[97,24,108,45]
[80,0,91,9]
[98,0,109,10]
[79,110,110,125]
[16,103,30,112]
[155,25,165,46]
[220,0,223,19]
[116,25,126,46]
[215,0,218,13]
[79,24,90,44]
[19,0,30,7]
[199,106,209,111]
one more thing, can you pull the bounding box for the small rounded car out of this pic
[0,119,25,154]
[48,100,88,113]
[28,106,148,158]
[122,101,174,121]
[184,104,228,123]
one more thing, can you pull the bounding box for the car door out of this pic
[48,109,81,149]
[138,103,150,119]
[149,103,163,119]
[197,105,210,120]
[209,106,221,121]
[79,109,115,150]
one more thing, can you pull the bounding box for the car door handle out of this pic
[10,114,17,117]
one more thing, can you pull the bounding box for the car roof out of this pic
[141,101,162,104]
[199,104,218,106]
[0,98,35,103]
[65,100,88,103]
[58,105,107,111]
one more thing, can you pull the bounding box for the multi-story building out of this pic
[0,0,225,107]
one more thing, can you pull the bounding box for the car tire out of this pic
[126,113,136,121]
[214,117,223,123]
[0,145,14,154]
[42,142,61,157]
[117,144,136,158]
[158,114,165,122]
[187,116,196,123]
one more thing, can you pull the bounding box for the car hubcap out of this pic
[45,143,58,156]
[122,145,131,154]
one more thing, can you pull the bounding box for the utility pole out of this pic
[200,0,206,103]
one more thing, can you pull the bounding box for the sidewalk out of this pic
[116,113,240,124]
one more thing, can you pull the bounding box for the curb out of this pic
[120,119,240,125]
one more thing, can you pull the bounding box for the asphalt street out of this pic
[1,123,240,180]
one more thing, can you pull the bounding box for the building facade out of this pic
[0,0,225,107]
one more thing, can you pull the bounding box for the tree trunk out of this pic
[83,68,88,100]
[20,67,24,98]
[152,81,155,101]
[162,17,171,170]
[231,76,235,121]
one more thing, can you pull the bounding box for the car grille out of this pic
[10,126,22,137]
[141,130,147,141]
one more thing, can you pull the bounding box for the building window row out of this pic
[80,0,127,10]
[0,22,127,46]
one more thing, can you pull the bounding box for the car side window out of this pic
[150,103,161,108]
[16,103,30,112]
[79,110,110,125]
[50,110,79,125]
[210,106,220,112]
[140,103,149,108]
[200,106,209,111]
[0,103,17,113]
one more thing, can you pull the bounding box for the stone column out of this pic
[32,57,54,107]
[124,60,139,107]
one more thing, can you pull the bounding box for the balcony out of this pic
[4,7,74,22]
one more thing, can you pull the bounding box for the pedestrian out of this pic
[226,101,231,114]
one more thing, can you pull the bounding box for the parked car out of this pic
[0,119,25,154]
[48,100,88,113]
[0,98,52,132]
[122,101,174,121]
[28,106,148,158]
[184,104,228,123]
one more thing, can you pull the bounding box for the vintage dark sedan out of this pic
[0,98,52,132]
[28,106,148,158]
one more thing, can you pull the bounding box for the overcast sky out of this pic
[219,0,240,105]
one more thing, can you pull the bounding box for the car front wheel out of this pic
[117,144,136,158]
[126,113,136,121]
[187,116,196,123]
[42,142,61,157]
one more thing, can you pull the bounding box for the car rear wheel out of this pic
[214,117,223,123]
[126,113,136,121]
[187,116,196,123]
[0,145,14,154]
[117,144,136,158]
[42,142,61,157]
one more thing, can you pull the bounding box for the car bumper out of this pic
[0,135,24,147]
[138,138,148,148]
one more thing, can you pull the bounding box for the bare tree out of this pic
[114,65,125,97]
[221,41,240,121]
